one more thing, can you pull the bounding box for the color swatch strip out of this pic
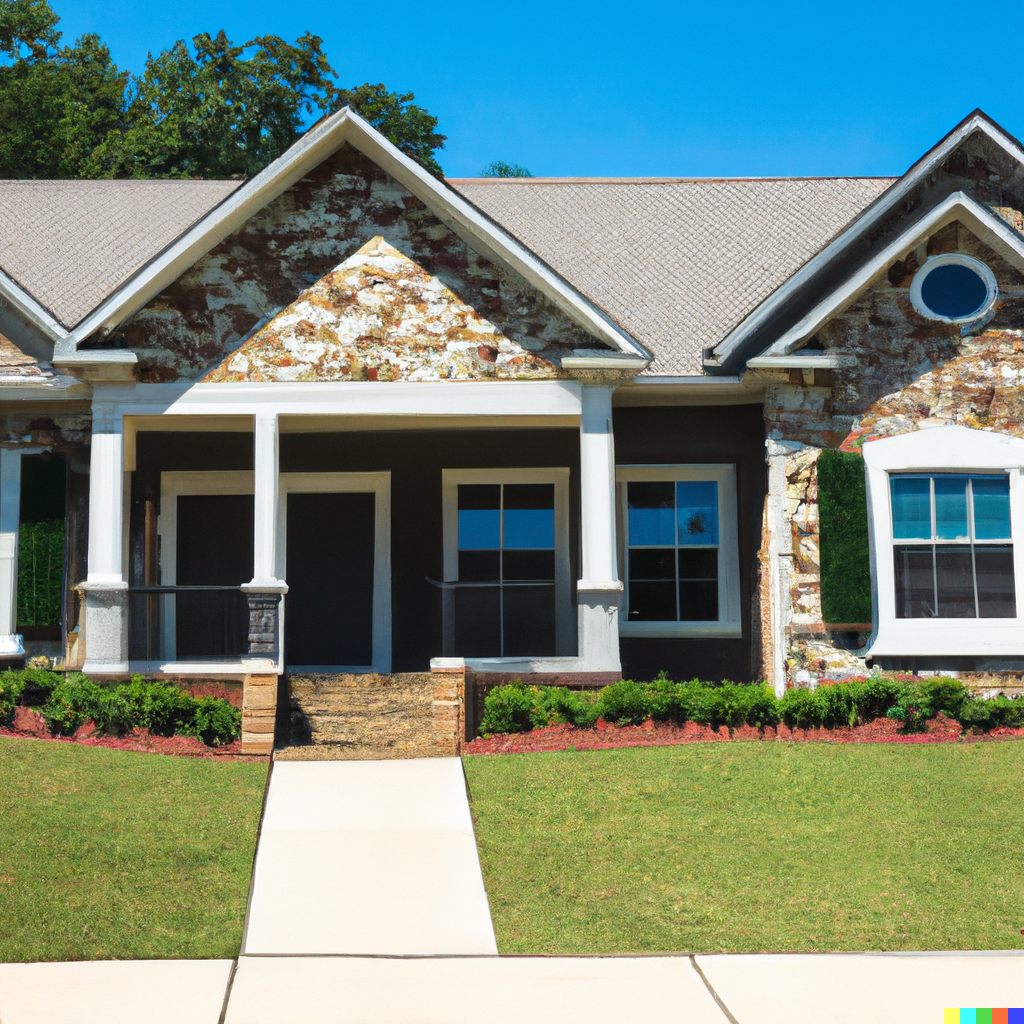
[945,1010,1024,1024]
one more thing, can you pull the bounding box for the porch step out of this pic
[278,671,463,760]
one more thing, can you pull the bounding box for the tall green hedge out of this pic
[17,520,64,626]
[817,450,872,624]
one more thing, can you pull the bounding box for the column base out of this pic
[576,585,623,674]
[83,586,128,674]
[242,673,278,755]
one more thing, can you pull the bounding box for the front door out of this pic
[279,473,391,672]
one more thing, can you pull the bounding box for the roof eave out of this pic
[0,266,68,345]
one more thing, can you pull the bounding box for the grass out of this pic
[0,737,267,962]
[464,742,1024,954]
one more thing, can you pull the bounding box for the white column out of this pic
[577,385,622,673]
[242,413,287,671]
[0,450,24,656]
[81,403,129,674]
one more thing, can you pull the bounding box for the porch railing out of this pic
[128,585,282,667]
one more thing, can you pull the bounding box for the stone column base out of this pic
[242,673,278,755]
[430,660,465,756]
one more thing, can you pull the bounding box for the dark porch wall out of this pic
[280,428,581,673]
[613,403,766,684]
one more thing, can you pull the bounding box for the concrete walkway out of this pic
[240,757,498,955]
[0,959,232,1024]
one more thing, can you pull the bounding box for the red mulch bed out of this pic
[464,713,1024,756]
[0,718,248,759]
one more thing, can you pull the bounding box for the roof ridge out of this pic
[449,175,900,185]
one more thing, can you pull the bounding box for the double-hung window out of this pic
[616,465,741,637]
[864,425,1024,658]
[441,469,572,662]
[891,474,1015,619]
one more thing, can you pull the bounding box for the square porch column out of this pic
[81,404,129,675]
[577,385,623,673]
[0,450,24,657]
[241,412,287,754]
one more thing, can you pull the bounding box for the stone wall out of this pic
[755,218,1024,691]
[283,670,464,760]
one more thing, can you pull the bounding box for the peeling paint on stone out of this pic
[113,144,599,383]
[203,236,558,382]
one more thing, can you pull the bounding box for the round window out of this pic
[909,254,997,323]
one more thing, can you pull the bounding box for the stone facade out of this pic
[755,215,1024,690]
[281,669,465,760]
[241,673,278,755]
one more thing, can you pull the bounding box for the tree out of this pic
[0,0,446,179]
[479,160,533,178]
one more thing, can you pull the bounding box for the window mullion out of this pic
[968,478,979,618]
[498,483,505,657]
[930,478,938,617]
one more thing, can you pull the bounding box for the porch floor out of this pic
[240,757,497,956]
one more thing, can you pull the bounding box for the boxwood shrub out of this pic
[0,669,241,746]
[478,674,1024,738]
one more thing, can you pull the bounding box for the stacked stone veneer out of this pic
[242,673,278,755]
[282,670,465,760]
[754,213,1024,691]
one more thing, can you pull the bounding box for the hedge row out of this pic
[479,675,1024,737]
[0,669,241,746]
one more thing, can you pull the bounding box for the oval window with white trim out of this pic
[909,254,997,323]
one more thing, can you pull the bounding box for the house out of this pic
[1,108,1023,754]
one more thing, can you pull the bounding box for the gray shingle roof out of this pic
[0,173,894,371]
[0,179,240,329]
[451,177,896,374]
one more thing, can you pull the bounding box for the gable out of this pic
[111,144,600,383]
[714,112,1024,373]
[203,236,561,382]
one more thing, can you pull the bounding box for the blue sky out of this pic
[60,0,1024,179]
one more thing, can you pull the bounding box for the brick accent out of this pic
[242,673,279,755]
[280,669,465,760]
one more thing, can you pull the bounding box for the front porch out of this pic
[78,380,625,751]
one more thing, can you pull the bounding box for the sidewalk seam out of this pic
[689,955,741,1024]
[217,958,239,1024]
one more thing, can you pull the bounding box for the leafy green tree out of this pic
[479,160,533,178]
[0,0,446,179]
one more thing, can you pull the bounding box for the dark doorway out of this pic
[286,492,375,667]
[175,494,253,659]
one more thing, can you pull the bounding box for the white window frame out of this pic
[909,253,997,324]
[865,425,1024,657]
[276,472,391,674]
[441,467,572,664]
[616,464,741,638]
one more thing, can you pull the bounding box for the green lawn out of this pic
[0,737,267,962]
[464,742,1024,954]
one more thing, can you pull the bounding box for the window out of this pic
[891,474,1015,619]
[441,469,571,662]
[863,425,1024,659]
[909,254,997,324]
[616,465,741,637]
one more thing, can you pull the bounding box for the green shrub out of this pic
[778,687,824,729]
[40,674,241,745]
[43,676,111,734]
[0,670,26,725]
[592,679,649,725]
[817,450,872,625]
[480,683,543,735]
[17,667,63,707]
[181,696,243,746]
[849,676,906,723]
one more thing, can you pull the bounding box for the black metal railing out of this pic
[128,586,281,666]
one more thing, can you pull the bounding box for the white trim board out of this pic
[97,380,585,420]
[616,464,742,639]
[63,108,650,363]
[276,472,392,675]
[864,425,1024,658]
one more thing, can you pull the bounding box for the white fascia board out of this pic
[67,109,649,362]
[0,266,69,344]
[749,193,1024,359]
[746,355,857,369]
[93,380,584,419]
[713,114,1024,367]
[560,355,650,370]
